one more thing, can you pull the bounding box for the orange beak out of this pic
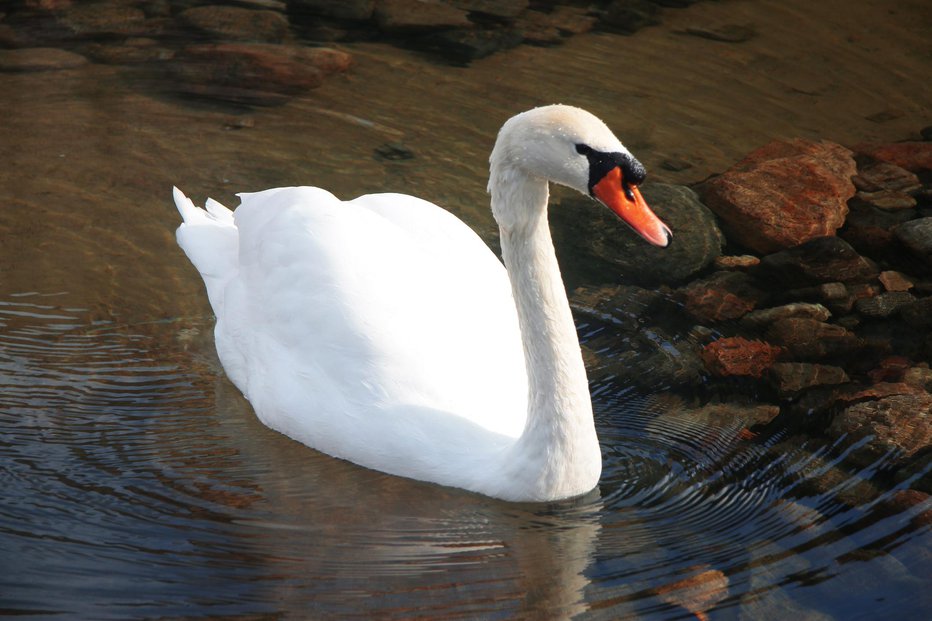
[592,166,672,247]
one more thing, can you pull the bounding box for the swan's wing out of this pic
[217,187,527,442]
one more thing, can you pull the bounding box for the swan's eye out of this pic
[575,144,593,156]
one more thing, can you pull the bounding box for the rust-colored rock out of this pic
[698,139,856,253]
[680,271,765,323]
[878,270,915,292]
[655,567,729,621]
[173,44,351,104]
[701,337,783,378]
[853,142,932,174]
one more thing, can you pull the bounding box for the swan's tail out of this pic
[174,187,238,315]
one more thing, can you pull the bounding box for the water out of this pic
[2,0,931,619]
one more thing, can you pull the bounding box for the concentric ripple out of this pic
[1,294,929,620]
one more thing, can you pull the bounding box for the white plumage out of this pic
[175,105,670,501]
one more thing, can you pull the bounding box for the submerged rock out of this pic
[853,142,932,174]
[700,336,783,378]
[894,217,932,262]
[765,318,862,361]
[173,44,351,104]
[178,5,290,43]
[552,183,722,286]
[740,302,831,330]
[758,236,877,287]
[679,270,765,322]
[698,139,856,254]
[374,0,472,32]
[769,362,849,396]
[829,393,932,467]
[289,0,375,20]
[0,47,87,71]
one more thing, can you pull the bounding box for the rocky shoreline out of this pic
[0,1,708,103]
[568,135,932,521]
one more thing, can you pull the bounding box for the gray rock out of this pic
[895,217,932,260]
[766,318,862,361]
[854,291,916,318]
[552,183,723,286]
[740,302,831,329]
[769,362,849,396]
[759,236,878,287]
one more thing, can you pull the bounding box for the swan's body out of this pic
[175,105,670,501]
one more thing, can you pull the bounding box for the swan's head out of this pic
[489,105,672,247]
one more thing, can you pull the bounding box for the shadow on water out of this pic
[1,0,931,619]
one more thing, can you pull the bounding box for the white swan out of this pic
[174,105,671,502]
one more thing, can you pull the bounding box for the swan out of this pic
[174,104,671,502]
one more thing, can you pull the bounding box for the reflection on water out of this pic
[1,0,931,618]
[1,295,929,619]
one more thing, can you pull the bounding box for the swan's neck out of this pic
[492,173,601,500]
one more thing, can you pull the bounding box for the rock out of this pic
[758,236,877,287]
[0,47,87,71]
[713,255,759,270]
[652,398,780,434]
[878,270,915,292]
[85,37,174,64]
[599,0,661,34]
[588,326,704,391]
[900,296,932,329]
[698,139,856,254]
[853,142,932,174]
[894,217,932,261]
[766,318,862,361]
[879,489,932,528]
[289,0,375,20]
[700,337,783,378]
[854,291,916,318]
[852,189,916,211]
[655,567,729,621]
[679,23,756,43]
[840,201,915,258]
[178,6,290,43]
[59,2,147,36]
[867,356,912,383]
[173,44,351,104]
[415,26,522,63]
[769,362,849,396]
[903,366,932,391]
[516,6,596,45]
[553,183,722,286]
[740,302,831,329]
[829,393,932,467]
[373,142,414,161]
[852,159,921,194]
[680,270,765,322]
[374,0,471,32]
[448,0,528,19]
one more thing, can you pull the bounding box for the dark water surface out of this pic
[2,0,931,619]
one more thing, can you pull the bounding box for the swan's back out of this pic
[175,186,528,476]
